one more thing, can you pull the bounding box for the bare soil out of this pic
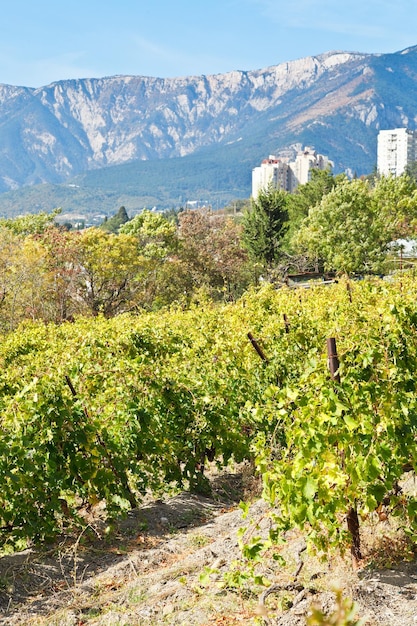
[0,466,417,626]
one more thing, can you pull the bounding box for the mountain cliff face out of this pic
[0,46,417,196]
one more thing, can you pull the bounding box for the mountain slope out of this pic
[0,46,416,211]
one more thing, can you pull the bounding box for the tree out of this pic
[177,210,252,300]
[0,229,56,330]
[0,209,61,235]
[121,210,189,309]
[294,178,390,274]
[100,206,130,233]
[37,226,84,322]
[9,237,52,325]
[206,218,252,299]
[120,210,177,259]
[371,173,417,239]
[405,160,417,183]
[284,169,342,250]
[72,228,144,317]
[241,187,288,271]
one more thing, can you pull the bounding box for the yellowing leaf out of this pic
[343,414,358,430]
[303,476,318,500]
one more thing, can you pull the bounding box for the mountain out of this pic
[0,46,417,215]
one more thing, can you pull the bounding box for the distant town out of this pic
[56,128,417,230]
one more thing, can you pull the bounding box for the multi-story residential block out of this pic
[251,156,294,199]
[289,146,332,187]
[252,147,332,198]
[377,128,417,177]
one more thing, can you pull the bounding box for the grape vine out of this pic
[0,274,416,557]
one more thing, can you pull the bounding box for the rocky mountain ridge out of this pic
[0,46,416,208]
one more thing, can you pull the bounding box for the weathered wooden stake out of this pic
[325,340,362,564]
[247,332,268,362]
[65,375,90,420]
[326,337,340,382]
[347,506,362,564]
[346,281,353,303]
[283,314,290,334]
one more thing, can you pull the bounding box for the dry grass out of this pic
[2,467,417,626]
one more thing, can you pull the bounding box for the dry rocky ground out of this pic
[0,466,417,626]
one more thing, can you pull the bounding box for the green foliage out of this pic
[246,276,417,560]
[0,210,256,327]
[371,173,417,239]
[73,228,146,316]
[293,175,417,275]
[120,209,177,259]
[0,209,61,235]
[284,169,342,249]
[100,206,130,233]
[178,210,253,300]
[294,179,389,274]
[307,591,364,625]
[1,273,417,560]
[405,160,417,183]
[0,228,54,331]
[0,300,268,547]
[242,187,288,269]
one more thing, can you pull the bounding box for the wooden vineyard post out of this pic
[283,314,290,334]
[326,337,362,563]
[326,337,340,382]
[346,281,353,303]
[347,507,362,564]
[247,332,268,362]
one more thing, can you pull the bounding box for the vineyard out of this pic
[1,273,417,569]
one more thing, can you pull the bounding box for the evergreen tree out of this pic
[241,187,288,270]
[100,206,130,233]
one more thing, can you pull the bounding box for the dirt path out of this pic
[0,470,417,625]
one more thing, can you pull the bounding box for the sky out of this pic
[1,0,416,88]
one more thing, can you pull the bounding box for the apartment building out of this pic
[251,156,294,199]
[377,128,417,177]
[290,147,332,187]
[252,147,332,198]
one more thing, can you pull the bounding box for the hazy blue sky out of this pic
[1,0,416,87]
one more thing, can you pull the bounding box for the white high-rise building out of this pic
[377,128,417,177]
[252,156,295,199]
[289,146,332,187]
[252,147,332,198]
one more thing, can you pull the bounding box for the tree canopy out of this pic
[293,174,417,274]
[242,187,288,270]
[283,168,343,249]
[0,173,416,330]
[100,206,130,233]
[0,209,62,235]
[120,209,177,259]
